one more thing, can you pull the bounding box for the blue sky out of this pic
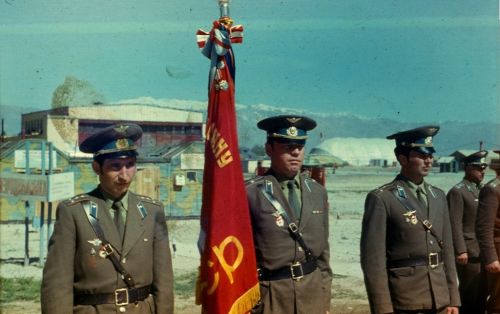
[0,0,498,123]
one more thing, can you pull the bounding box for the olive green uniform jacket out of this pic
[246,173,332,314]
[476,178,500,311]
[360,175,460,314]
[447,179,485,312]
[41,188,174,314]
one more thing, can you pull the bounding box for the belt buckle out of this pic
[288,223,299,233]
[290,262,304,281]
[115,288,129,306]
[428,252,439,269]
[102,243,114,257]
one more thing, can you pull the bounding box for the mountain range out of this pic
[2,97,499,156]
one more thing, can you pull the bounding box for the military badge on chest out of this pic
[394,185,418,225]
[403,210,418,225]
[87,238,103,267]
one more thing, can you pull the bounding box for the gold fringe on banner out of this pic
[228,283,261,314]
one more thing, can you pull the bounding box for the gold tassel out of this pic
[228,283,261,314]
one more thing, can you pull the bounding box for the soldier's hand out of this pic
[456,252,468,265]
[446,306,459,314]
[485,261,500,273]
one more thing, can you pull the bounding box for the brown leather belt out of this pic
[387,252,443,269]
[258,259,317,281]
[74,285,151,306]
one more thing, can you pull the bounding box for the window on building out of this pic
[186,171,197,183]
[186,126,201,135]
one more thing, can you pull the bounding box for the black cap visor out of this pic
[413,146,435,155]
[94,150,138,161]
[269,137,306,145]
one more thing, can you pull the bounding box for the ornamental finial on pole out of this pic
[218,0,233,27]
[218,0,230,18]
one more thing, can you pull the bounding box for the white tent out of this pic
[313,137,397,166]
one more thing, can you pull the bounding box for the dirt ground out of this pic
[0,301,370,314]
[1,167,496,313]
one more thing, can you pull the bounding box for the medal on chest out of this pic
[275,215,284,227]
[272,211,285,227]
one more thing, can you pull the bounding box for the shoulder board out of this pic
[136,195,162,205]
[454,182,464,189]
[372,182,396,194]
[245,176,265,186]
[63,194,90,206]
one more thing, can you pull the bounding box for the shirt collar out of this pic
[99,187,129,211]
[278,175,300,189]
[406,180,427,195]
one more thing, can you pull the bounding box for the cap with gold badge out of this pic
[386,125,440,154]
[257,115,317,145]
[462,150,488,167]
[80,123,143,159]
[490,150,500,170]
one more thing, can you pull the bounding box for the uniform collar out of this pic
[463,178,480,190]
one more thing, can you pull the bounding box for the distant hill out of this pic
[235,105,500,156]
[3,98,499,156]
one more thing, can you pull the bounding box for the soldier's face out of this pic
[266,142,305,178]
[465,164,486,184]
[92,157,137,199]
[399,150,433,180]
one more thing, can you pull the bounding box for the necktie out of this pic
[416,187,427,209]
[287,180,301,219]
[112,201,125,239]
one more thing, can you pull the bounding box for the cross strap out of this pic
[258,185,315,261]
[82,200,136,288]
[391,185,444,249]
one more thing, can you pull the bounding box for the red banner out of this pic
[195,20,260,314]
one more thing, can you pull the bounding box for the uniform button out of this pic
[429,240,434,245]
[119,306,126,312]
[121,257,127,263]
[298,247,303,252]
[144,238,149,242]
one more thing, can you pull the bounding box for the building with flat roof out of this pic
[20,103,204,157]
[1,103,206,221]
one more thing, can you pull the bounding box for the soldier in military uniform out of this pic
[476,150,500,313]
[360,126,460,314]
[447,150,488,313]
[246,115,332,314]
[41,123,174,314]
